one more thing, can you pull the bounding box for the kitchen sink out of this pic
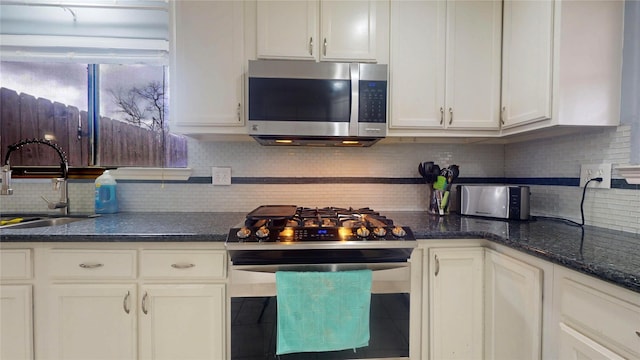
[0,214,98,229]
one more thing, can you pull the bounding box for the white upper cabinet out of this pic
[389,0,445,129]
[500,0,553,128]
[257,1,318,60]
[501,0,624,135]
[170,0,245,135]
[256,0,378,62]
[389,0,502,134]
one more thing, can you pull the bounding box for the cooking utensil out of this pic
[246,205,298,219]
[434,176,447,190]
[419,162,436,183]
[430,165,441,184]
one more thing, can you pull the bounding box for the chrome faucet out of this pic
[2,138,70,215]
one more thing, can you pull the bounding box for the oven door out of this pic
[229,262,412,359]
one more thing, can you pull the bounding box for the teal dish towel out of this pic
[275,269,373,355]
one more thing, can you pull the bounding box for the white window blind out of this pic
[0,0,169,64]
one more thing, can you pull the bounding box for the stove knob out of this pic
[255,226,270,239]
[356,226,370,238]
[373,227,387,237]
[236,227,251,239]
[392,226,407,238]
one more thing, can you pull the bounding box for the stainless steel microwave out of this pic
[459,185,531,220]
[247,60,388,146]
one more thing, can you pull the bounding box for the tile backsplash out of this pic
[506,125,639,233]
[2,125,638,234]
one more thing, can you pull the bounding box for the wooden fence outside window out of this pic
[0,87,187,168]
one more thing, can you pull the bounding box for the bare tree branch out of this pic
[109,81,166,132]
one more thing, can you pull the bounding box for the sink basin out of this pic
[0,215,97,229]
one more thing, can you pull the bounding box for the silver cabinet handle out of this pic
[448,107,453,125]
[141,292,149,315]
[500,106,506,125]
[171,263,195,269]
[636,330,640,338]
[236,103,241,122]
[123,291,131,314]
[309,37,313,56]
[434,254,440,276]
[79,263,103,269]
[440,107,444,125]
[323,38,327,56]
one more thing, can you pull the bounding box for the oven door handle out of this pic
[231,262,410,273]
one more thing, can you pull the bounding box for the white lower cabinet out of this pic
[139,284,226,360]
[422,243,546,360]
[427,247,484,359]
[484,249,542,360]
[554,267,640,360]
[36,247,227,360]
[0,249,34,360]
[558,323,625,360]
[46,284,137,359]
[1,284,34,360]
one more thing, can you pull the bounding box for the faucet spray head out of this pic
[1,164,13,195]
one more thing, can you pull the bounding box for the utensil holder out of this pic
[429,187,450,216]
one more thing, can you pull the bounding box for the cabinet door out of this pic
[45,284,137,360]
[139,284,226,360]
[484,250,542,360]
[320,1,377,61]
[429,247,484,360]
[389,0,446,129]
[558,323,625,360]
[257,0,318,60]
[445,0,502,129]
[501,0,553,128]
[1,285,33,360]
[171,0,244,131]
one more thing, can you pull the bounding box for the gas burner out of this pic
[302,218,338,227]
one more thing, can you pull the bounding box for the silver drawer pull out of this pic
[79,263,104,269]
[123,291,131,314]
[171,263,195,269]
[142,292,149,315]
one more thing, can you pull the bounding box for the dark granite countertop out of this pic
[1,211,638,293]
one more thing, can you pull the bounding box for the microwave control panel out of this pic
[359,80,387,123]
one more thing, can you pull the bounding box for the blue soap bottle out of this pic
[95,170,118,214]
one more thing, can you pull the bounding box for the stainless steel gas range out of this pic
[226,205,417,266]
[226,206,418,360]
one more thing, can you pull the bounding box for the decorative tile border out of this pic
[107,176,639,190]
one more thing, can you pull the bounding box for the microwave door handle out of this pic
[349,63,360,137]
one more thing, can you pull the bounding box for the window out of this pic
[0,0,187,169]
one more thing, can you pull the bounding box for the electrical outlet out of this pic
[212,167,231,186]
[579,163,611,189]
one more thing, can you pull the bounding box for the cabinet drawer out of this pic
[48,250,137,280]
[558,275,640,358]
[140,250,226,279]
[0,249,32,280]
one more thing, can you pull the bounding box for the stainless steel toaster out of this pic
[458,185,530,220]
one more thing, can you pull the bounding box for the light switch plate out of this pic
[579,163,611,189]
[212,167,231,186]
